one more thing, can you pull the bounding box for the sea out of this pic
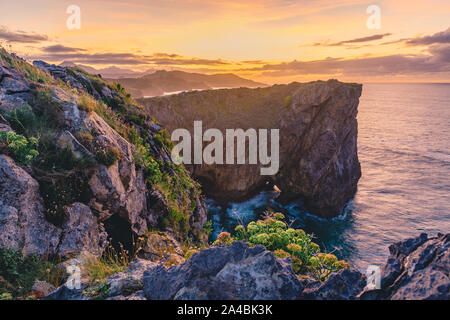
[207,83,450,272]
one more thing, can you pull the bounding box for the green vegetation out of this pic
[216,212,349,281]
[95,145,120,167]
[0,47,54,84]
[0,248,66,298]
[0,131,38,165]
[85,238,143,283]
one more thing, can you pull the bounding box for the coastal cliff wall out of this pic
[0,50,206,260]
[140,80,362,218]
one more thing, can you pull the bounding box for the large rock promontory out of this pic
[141,80,362,217]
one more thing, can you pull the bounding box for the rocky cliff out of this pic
[140,81,362,218]
[0,49,207,259]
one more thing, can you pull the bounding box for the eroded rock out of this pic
[143,241,304,300]
[141,80,362,218]
[360,233,450,300]
[0,155,61,256]
[57,203,108,258]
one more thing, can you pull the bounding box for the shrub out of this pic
[212,232,233,246]
[95,146,120,167]
[1,104,37,135]
[78,94,97,113]
[232,213,349,280]
[0,131,39,165]
[0,248,65,298]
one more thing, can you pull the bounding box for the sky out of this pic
[0,0,449,83]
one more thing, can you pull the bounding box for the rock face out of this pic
[57,203,108,258]
[35,60,207,240]
[0,155,61,256]
[361,233,450,300]
[143,241,304,300]
[141,80,362,217]
[0,50,207,260]
[300,269,366,300]
[138,232,185,267]
[0,55,33,113]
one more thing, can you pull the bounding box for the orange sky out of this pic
[1,0,449,83]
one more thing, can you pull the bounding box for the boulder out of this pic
[31,280,56,299]
[300,269,366,300]
[360,233,450,300]
[143,241,304,300]
[0,155,61,256]
[57,203,108,258]
[138,232,184,264]
[106,258,156,298]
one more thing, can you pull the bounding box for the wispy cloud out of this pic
[312,33,392,47]
[35,48,230,67]
[41,45,87,53]
[0,26,48,43]
[407,27,450,45]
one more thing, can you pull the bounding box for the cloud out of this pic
[0,26,48,43]
[407,27,450,45]
[312,33,392,47]
[35,50,231,66]
[41,45,87,53]
[239,52,450,77]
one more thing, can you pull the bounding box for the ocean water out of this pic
[208,83,450,271]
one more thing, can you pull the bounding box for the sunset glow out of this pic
[1,0,449,83]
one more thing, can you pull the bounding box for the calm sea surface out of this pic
[208,83,450,271]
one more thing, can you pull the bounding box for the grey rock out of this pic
[361,233,449,300]
[300,269,366,300]
[106,258,156,298]
[141,80,362,218]
[57,203,108,258]
[31,280,56,298]
[143,241,304,300]
[0,114,12,132]
[45,286,90,300]
[138,232,183,261]
[0,155,61,256]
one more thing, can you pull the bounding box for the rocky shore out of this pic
[44,233,449,300]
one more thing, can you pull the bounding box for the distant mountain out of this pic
[109,70,266,97]
[58,61,156,79]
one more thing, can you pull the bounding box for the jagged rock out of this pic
[45,286,90,300]
[31,280,56,299]
[57,130,93,160]
[0,64,33,113]
[0,114,11,132]
[106,291,146,300]
[57,203,108,258]
[143,241,304,300]
[48,85,149,234]
[300,269,366,300]
[360,233,450,300]
[106,258,156,298]
[142,80,362,218]
[0,155,61,256]
[45,251,96,300]
[138,232,184,262]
